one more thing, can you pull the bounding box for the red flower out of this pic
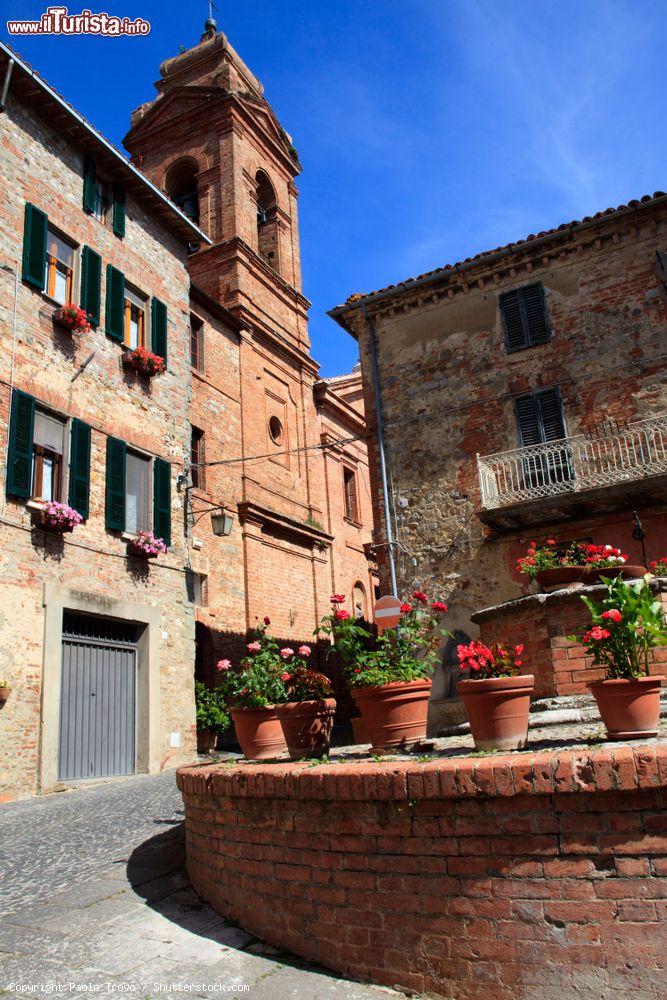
[546,539,557,546]
[583,626,611,642]
[412,590,428,603]
[334,609,350,621]
[431,601,448,613]
[400,603,413,613]
[280,672,292,682]
[330,594,346,604]
[263,616,271,626]
[602,609,622,623]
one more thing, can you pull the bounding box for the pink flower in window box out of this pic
[40,500,83,533]
[127,530,167,559]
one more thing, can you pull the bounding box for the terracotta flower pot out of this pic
[351,714,369,745]
[590,676,664,740]
[536,565,647,593]
[230,706,287,760]
[276,698,336,759]
[351,679,431,751]
[0,686,11,705]
[196,729,218,753]
[458,674,535,751]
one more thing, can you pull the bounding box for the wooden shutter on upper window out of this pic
[6,389,35,499]
[521,284,550,346]
[68,419,91,519]
[537,388,566,441]
[501,283,550,352]
[105,436,126,532]
[153,458,171,548]
[112,184,126,238]
[105,265,125,342]
[515,394,542,446]
[80,246,101,328]
[21,204,48,291]
[151,298,168,363]
[83,156,96,214]
[500,289,526,351]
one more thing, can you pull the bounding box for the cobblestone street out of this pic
[0,772,397,1000]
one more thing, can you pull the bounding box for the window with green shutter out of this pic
[112,184,126,238]
[22,204,48,291]
[6,389,35,499]
[68,419,91,519]
[105,265,125,342]
[105,437,126,531]
[83,156,96,215]
[500,283,551,353]
[151,298,167,364]
[80,246,101,328]
[153,458,171,548]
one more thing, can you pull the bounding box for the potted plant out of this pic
[457,641,534,751]
[217,619,288,760]
[53,303,92,335]
[322,592,448,751]
[122,346,166,378]
[195,681,230,753]
[517,539,646,592]
[570,575,666,739]
[649,558,667,577]
[275,646,336,759]
[38,500,83,534]
[127,530,167,559]
[0,680,11,705]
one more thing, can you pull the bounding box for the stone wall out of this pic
[178,746,667,999]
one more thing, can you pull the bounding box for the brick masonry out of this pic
[177,746,667,999]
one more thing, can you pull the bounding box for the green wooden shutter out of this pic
[522,285,550,346]
[153,458,171,548]
[21,204,48,291]
[83,156,96,214]
[515,394,542,446]
[105,436,126,532]
[79,246,102,329]
[112,184,126,238]
[151,298,167,363]
[68,419,91,519]
[6,389,35,499]
[105,265,125,342]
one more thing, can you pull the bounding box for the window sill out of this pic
[26,499,47,512]
[344,516,363,529]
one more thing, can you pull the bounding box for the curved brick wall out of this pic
[177,747,667,999]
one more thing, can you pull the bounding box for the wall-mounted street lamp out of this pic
[210,509,234,537]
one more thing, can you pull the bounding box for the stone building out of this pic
[0,25,377,798]
[0,41,209,799]
[331,193,667,718]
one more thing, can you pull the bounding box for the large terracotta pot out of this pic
[230,706,287,760]
[536,565,647,593]
[458,675,535,751]
[590,676,663,740]
[276,698,336,760]
[351,714,369,745]
[0,686,11,705]
[351,680,431,751]
[196,729,218,754]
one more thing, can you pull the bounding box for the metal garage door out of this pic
[58,613,138,781]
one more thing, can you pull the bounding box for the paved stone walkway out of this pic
[0,772,398,1000]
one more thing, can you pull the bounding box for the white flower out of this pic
[605,545,613,552]
[619,556,626,563]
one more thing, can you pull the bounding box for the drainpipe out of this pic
[362,303,398,597]
[0,57,14,113]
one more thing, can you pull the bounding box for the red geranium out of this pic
[412,590,428,603]
[335,609,350,621]
[330,594,346,604]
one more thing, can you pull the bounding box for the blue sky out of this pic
[3,0,665,376]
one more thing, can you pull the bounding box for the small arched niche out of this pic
[255,169,280,272]
[165,157,200,225]
[352,581,368,621]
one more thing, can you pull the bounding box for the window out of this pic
[125,451,150,534]
[515,387,573,486]
[83,157,126,237]
[500,283,550,353]
[92,177,110,225]
[186,570,208,606]
[44,230,75,306]
[268,416,284,445]
[31,409,65,502]
[343,467,359,523]
[256,170,279,272]
[190,315,204,372]
[191,427,205,490]
[165,158,200,225]
[124,287,147,350]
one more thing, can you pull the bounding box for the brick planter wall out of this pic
[472,583,667,697]
[177,747,667,999]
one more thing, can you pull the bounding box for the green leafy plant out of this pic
[194,682,230,734]
[649,558,667,577]
[216,619,288,709]
[281,660,333,702]
[569,575,667,680]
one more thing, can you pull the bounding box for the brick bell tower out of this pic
[124,18,332,642]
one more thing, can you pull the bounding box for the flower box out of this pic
[122,348,165,378]
[53,304,92,335]
[36,501,83,533]
[126,531,167,559]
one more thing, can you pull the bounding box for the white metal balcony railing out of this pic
[477,415,667,510]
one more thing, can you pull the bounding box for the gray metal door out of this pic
[58,613,137,781]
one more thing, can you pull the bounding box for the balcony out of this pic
[476,414,667,531]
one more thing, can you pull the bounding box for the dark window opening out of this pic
[190,315,204,372]
[165,158,200,225]
[343,467,360,523]
[515,387,573,488]
[186,570,208,606]
[500,283,551,353]
[256,170,279,273]
[191,427,205,490]
[268,416,284,445]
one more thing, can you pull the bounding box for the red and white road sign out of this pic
[374,595,403,632]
